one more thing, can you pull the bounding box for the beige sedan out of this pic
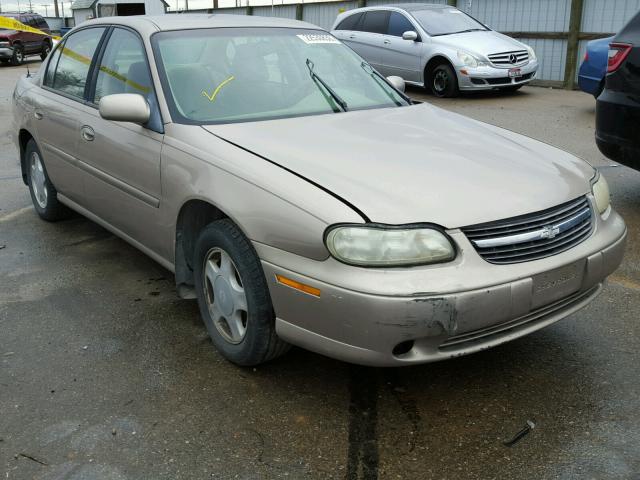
[12,15,626,366]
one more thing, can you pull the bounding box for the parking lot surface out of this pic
[1,60,639,480]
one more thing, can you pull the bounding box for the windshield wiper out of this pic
[361,61,411,106]
[306,59,348,112]
[434,28,487,36]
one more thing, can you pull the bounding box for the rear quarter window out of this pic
[336,12,363,31]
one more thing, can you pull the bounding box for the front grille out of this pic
[439,284,601,351]
[488,50,529,67]
[462,196,593,264]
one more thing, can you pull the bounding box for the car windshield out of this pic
[410,8,488,36]
[152,27,408,124]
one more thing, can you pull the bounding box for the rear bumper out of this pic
[258,205,627,366]
[457,60,538,91]
[596,89,640,170]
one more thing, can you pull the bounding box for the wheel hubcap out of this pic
[434,70,448,93]
[203,247,248,344]
[29,152,47,209]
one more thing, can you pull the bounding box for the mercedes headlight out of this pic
[525,44,537,62]
[591,172,610,214]
[325,225,455,267]
[457,50,480,68]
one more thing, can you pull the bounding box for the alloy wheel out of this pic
[433,70,448,93]
[203,247,248,344]
[29,151,48,209]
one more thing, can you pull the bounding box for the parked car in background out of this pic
[331,3,538,97]
[596,10,640,171]
[0,12,52,66]
[578,36,613,98]
[13,15,625,367]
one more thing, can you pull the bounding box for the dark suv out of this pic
[596,10,640,171]
[0,12,52,66]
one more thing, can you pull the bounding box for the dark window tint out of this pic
[336,12,363,31]
[50,27,106,99]
[361,11,390,34]
[36,16,48,28]
[387,12,415,37]
[23,15,35,26]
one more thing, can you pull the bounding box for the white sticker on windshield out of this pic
[297,34,341,44]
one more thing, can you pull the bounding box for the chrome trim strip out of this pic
[472,208,591,248]
[42,142,78,166]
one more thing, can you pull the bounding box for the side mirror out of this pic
[99,93,150,124]
[402,30,418,41]
[386,75,405,92]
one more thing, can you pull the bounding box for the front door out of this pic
[379,12,423,82]
[74,26,164,254]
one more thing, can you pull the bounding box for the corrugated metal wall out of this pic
[206,0,639,84]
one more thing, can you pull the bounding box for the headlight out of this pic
[457,50,480,68]
[325,225,455,267]
[591,172,610,214]
[525,44,537,61]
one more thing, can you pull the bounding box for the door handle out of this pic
[383,39,391,44]
[34,111,43,120]
[81,125,95,142]
[349,34,356,39]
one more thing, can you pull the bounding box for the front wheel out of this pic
[430,63,459,98]
[193,219,290,366]
[10,45,24,66]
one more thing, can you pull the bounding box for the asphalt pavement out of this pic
[1,60,639,480]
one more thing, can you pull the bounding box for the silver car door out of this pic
[33,27,107,203]
[332,11,364,46]
[74,27,164,254]
[379,12,423,82]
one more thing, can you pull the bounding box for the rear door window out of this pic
[360,11,390,34]
[387,12,415,37]
[336,12,363,31]
[45,27,106,100]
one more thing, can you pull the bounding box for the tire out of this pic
[25,139,70,221]
[193,219,290,366]
[10,44,24,66]
[40,41,51,61]
[430,63,459,98]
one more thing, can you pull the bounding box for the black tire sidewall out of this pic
[41,42,51,60]
[11,45,24,66]
[193,220,276,366]
[431,64,458,98]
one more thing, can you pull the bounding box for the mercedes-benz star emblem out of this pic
[509,54,518,64]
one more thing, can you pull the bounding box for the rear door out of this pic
[338,10,389,71]
[33,26,107,202]
[379,11,422,81]
[20,15,41,53]
[332,11,364,46]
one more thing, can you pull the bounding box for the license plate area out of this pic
[508,68,522,78]
[531,260,585,309]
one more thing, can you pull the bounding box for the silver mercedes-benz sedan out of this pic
[12,15,626,367]
[331,3,539,97]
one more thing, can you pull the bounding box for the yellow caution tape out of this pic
[0,15,61,41]
[202,75,235,102]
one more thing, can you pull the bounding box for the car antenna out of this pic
[26,64,31,78]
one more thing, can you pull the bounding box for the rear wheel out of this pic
[430,63,459,98]
[10,45,24,66]
[193,219,290,366]
[40,41,51,61]
[25,139,70,221]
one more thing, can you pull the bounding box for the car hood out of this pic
[433,30,525,57]
[203,104,594,228]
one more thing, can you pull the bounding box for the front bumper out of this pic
[257,200,626,366]
[0,47,15,59]
[457,60,539,90]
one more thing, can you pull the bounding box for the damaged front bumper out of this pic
[256,205,626,366]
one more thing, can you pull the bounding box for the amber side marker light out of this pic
[275,275,321,297]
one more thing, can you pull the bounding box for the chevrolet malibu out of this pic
[12,15,626,366]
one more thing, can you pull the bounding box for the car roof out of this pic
[83,14,323,33]
[383,3,453,10]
